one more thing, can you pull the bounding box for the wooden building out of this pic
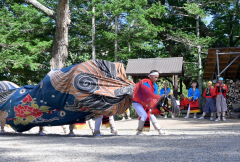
[203,47,240,80]
[203,47,240,118]
[126,57,184,99]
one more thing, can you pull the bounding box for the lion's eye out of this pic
[73,73,100,93]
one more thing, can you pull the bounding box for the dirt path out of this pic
[1,118,240,161]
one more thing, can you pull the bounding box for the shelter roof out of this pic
[203,47,240,79]
[126,57,183,77]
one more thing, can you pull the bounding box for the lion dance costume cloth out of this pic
[0,60,134,132]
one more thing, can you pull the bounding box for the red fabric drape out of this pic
[133,79,160,110]
[133,79,161,131]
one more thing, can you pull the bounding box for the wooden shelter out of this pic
[126,57,184,99]
[203,47,240,80]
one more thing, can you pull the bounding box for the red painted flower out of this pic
[22,94,33,103]
[14,104,43,118]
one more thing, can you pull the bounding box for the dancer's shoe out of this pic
[93,130,101,137]
[136,131,145,135]
[158,129,168,135]
[111,129,118,135]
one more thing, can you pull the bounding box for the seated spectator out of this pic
[179,94,189,110]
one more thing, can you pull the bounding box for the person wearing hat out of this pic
[160,82,174,118]
[184,81,200,119]
[199,81,216,120]
[215,77,228,121]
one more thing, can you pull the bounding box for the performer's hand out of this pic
[196,97,198,100]
[217,83,219,86]
[222,87,226,90]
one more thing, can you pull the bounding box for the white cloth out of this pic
[94,115,103,131]
[148,72,159,77]
[176,100,180,106]
[132,102,157,123]
[109,116,116,131]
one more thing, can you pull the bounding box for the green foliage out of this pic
[0,0,239,86]
[0,0,53,85]
[184,3,206,18]
[207,1,240,47]
[69,0,167,64]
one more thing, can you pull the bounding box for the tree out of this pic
[207,1,240,47]
[92,0,96,59]
[23,0,70,70]
[0,0,53,85]
[114,16,118,62]
[1,0,239,90]
[147,0,219,91]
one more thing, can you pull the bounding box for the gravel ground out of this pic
[1,117,240,162]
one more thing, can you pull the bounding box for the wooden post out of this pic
[133,76,136,83]
[172,75,174,90]
[180,78,183,95]
[173,75,178,99]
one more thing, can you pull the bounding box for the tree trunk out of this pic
[128,33,131,53]
[128,19,131,54]
[92,1,96,59]
[114,16,118,62]
[50,0,70,70]
[197,15,202,109]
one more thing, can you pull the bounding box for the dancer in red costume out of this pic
[133,70,166,135]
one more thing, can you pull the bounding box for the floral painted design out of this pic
[14,94,51,125]
[15,105,43,118]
